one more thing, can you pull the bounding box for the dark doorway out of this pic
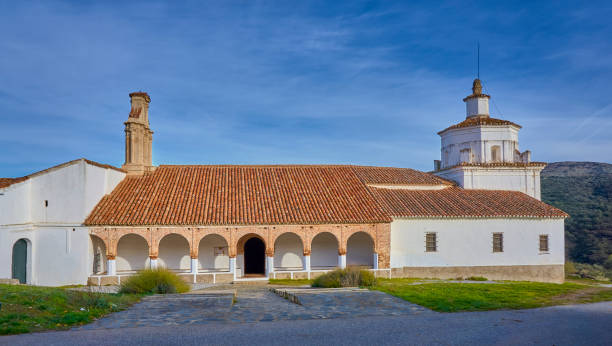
[244,237,265,275]
[12,239,27,284]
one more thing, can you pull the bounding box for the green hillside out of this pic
[541,162,612,270]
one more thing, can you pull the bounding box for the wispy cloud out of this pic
[0,0,611,177]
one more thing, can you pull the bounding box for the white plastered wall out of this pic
[198,234,230,271]
[0,226,92,286]
[436,166,543,200]
[390,218,565,268]
[274,233,304,270]
[0,159,126,286]
[311,232,339,269]
[439,126,520,169]
[116,234,150,272]
[346,232,374,267]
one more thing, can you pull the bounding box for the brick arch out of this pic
[310,229,342,255]
[236,233,267,256]
[152,229,192,258]
[96,228,152,259]
[271,231,307,255]
[341,228,377,255]
[90,234,108,258]
[193,229,232,258]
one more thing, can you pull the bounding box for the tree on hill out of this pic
[541,162,612,269]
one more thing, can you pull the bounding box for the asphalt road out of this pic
[2,301,611,345]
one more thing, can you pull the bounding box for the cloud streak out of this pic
[1,1,611,177]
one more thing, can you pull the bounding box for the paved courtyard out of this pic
[2,297,611,345]
[77,285,430,329]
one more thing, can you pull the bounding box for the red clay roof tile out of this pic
[369,186,567,218]
[438,117,521,135]
[84,164,565,226]
[84,165,393,226]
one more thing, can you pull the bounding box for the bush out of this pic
[312,267,377,288]
[119,268,190,294]
[566,261,611,282]
[466,276,488,281]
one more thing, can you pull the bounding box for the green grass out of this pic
[0,284,140,335]
[269,279,313,286]
[372,279,612,312]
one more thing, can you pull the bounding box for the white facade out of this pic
[0,159,125,286]
[438,125,521,168]
[390,218,564,268]
[434,79,545,200]
[437,165,543,200]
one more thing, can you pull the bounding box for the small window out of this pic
[539,235,549,252]
[493,233,503,252]
[425,232,437,252]
[491,145,501,162]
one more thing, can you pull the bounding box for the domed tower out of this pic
[121,92,155,175]
[433,79,546,199]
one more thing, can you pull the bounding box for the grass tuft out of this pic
[465,276,488,281]
[119,268,190,294]
[312,267,377,288]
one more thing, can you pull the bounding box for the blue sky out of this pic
[1,1,611,177]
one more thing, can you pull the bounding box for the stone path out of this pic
[77,285,430,330]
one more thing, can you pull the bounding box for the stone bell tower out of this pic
[122,92,154,175]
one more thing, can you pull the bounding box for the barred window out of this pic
[426,232,437,252]
[493,233,503,252]
[539,235,549,252]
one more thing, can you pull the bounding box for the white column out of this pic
[150,258,158,270]
[338,254,346,269]
[107,259,116,276]
[266,256,274,277]
[373,253,379,270]
[304,255,311,272]
[229,257,236,280]
[190,258,198,274]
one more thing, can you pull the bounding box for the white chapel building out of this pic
[0,81,567,286]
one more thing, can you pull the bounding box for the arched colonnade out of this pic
[89,224,388,278]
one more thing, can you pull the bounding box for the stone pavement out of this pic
[77,285,430,330]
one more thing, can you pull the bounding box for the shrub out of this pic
[119,268,190,294]
[312,267,377,288]
[566,261,611,282]
[466,276,488,281]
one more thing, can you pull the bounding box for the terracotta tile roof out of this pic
[0,177,28,189]
[84,165,392,226]
[352,166,454,186]
[0,159,125,189]
[438,117,521,135]
[369,187,567,218]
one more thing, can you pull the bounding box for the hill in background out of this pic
[541,162,612,270]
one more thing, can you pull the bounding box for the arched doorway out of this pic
[347,232,374,267]
[244,237,265,275]
[12,239,28,284]
[90,235,107,275]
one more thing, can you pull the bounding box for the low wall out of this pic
[87,272,235,286]
[390,264,564,283]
